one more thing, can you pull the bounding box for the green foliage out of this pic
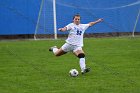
[0,37,140,93]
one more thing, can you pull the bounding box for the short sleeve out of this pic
[82,24,90,31]
[65,23,72,30]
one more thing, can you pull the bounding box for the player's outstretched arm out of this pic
[89,18,103,27]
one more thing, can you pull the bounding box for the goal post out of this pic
[53,0,57,39]
[34,0,44,40]
[132,9,140,37]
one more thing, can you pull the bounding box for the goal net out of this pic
[34,0,140,39]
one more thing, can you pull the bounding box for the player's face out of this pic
[73,16,80,25]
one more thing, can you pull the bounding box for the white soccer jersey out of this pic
[65,23,90,47]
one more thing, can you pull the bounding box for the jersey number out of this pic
[76,30,82,35]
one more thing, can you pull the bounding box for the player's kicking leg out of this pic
[49,46,66,56]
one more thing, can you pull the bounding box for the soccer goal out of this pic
[34,0,140,40]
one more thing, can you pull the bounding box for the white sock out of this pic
[53,48,58,54]
[79,58,86,71]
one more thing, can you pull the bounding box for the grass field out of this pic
[0,37,140,93]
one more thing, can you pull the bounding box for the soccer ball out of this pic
[69,69,79,77]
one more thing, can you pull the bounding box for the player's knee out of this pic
[77,53,85,58]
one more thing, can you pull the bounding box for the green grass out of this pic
[0,37,140,93]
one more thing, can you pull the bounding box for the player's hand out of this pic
[97,18,103,22]
[58,28,63,31]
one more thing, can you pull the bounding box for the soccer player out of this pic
[49,14,103,74]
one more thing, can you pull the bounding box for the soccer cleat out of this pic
[49,46,57,51]
[81,67,90,74]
